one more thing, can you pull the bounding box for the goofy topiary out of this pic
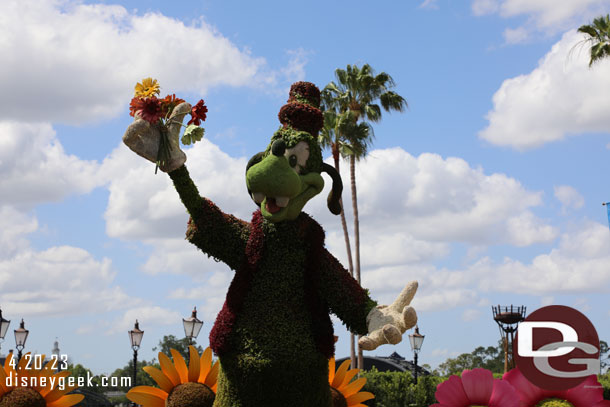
[123,81,418,407]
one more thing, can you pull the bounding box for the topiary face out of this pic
[245,81,343,223]
[246,131,324,223]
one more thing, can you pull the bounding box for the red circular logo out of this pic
[513,305,600,390]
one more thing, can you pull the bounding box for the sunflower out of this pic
[127,346,218,407]
[328,357,374,407]
[134,77,161,98]
[0,353,84,407]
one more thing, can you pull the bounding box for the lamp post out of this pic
[128,320,144,407]
[183,307,203,345]
[14,319,29,363]
[0,309,10,356]
[408,325,425,384]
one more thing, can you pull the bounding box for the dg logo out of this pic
[514,305,600,390]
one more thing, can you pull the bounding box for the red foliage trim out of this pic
[278,102,324,136]
[209,210,264,355]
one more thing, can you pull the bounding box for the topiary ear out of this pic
[321,163,343,215]
[246,152,264,201]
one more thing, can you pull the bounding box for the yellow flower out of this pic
[0,353,84,407]
[328,357,374,407]
[134,77,160,98]
[127,346,218,407]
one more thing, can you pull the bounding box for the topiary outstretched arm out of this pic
[318,250,377,336]
[123,102,249,271]
[169,165,249,271]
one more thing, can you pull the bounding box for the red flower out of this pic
[188,99,208,126]
[129,96,164,124]
[160,94,185,116]
[432,368,519,407]
[504,367,609,407]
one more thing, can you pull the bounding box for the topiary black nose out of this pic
[271,139,286,157]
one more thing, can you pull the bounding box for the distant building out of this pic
[336,352,432,376]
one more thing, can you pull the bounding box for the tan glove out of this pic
[123,102,191,172]
[359,281,418,351]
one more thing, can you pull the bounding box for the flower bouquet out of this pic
[125,77,207,173]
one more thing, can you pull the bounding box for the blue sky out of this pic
[1,0,610,376]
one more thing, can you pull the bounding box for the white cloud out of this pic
[104,138,252,241]
[109,306,182,334]
[472,0,499,16]
[503,27,529,44]
[474,222,610,295]
[168,272,232,321]
[349,149,556,247]
[479,31,610,150]
[554,185,585,212]
[0,121,103,207]
[0,206,37,258]
[462,309,482,322]
[0,245,135,317]
[471,0,610,41]
[0,0,274,124]
[541,296,554,306]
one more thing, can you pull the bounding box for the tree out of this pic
[578,14,610,66]
[435,342,504,376]
[67,363,105,394]
[152,334,204,362]
[601,340,609,372]
[109,359,157,392]
[322,64,407,368]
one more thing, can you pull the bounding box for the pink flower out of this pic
[503,367,608,407]
[432,368,519,407]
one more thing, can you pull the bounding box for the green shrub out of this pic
[361,368,443,407]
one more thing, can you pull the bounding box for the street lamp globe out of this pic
[409,325,425,352]
[0,309,10,341]
[183,307,203,342]
[129,320,144,350]
[14,319,29,362]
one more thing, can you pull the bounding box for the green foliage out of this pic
[152,334,204,362]
[578,14,610,66]
[66,364,104,394]
[360,368,443,407]
[599,373,610,400]
[435,342,504,376]
[108,359,157,391]
[600,340,609,372]
[181,124,204,145]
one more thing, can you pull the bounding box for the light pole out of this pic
[0,309,10,357]
[183,307,203,345]
[409,325,425,384]
[14,319,29,363]
[128,320,144,407]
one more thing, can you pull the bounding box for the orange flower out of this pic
[328,357,374,407]
[127,346,218,407]
[160,94,185,116]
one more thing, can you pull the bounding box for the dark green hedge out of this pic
[360,368,443,407]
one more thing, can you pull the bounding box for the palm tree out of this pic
[322,64,407,369]
[578,14,610,66]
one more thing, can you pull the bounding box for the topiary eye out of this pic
[289,154,298,168]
